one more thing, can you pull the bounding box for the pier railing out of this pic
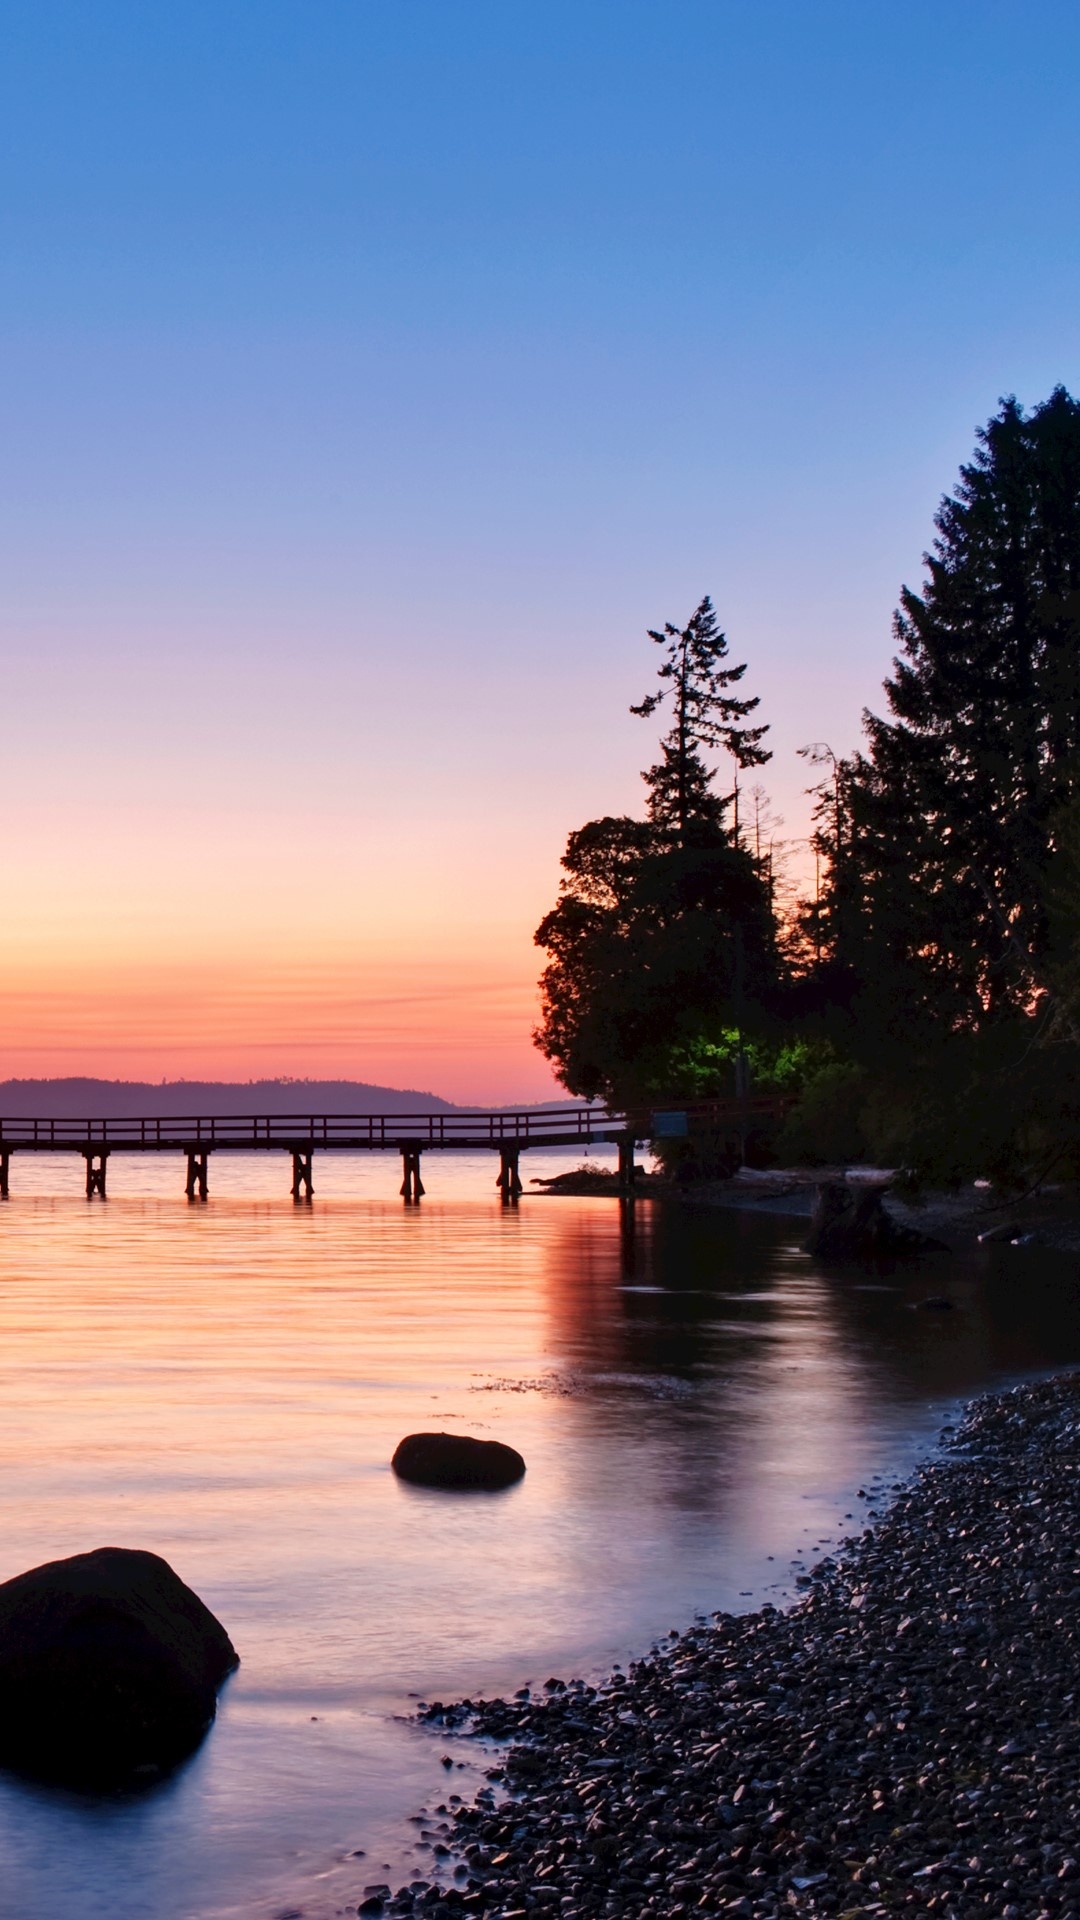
[0,1096,792,1199]
[0,1105,620,1151]
[0,1094,791,1153]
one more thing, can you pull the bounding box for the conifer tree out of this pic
[631,595,771,840]
[837,387,1080,1039]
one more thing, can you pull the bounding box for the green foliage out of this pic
[647,1032,842,1177]
[774,1061,869,1167]
[861,1022,1080,1189]
[773,1010,1080,1188]
[534,816,776,1102]
[643,1031,832,1101]
[772,1059,864,1159]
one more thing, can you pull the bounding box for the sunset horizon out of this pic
[3,7,1079,1918]
[5,6,1075,1114]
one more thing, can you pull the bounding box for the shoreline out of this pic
[368,1371,1080,1919]
[534,1166,1080,1252]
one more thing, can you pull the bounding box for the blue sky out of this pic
[0,1,1077,1096]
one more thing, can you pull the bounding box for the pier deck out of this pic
[0,1097,788,1200]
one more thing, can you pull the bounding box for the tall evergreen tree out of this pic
[835,387,1080,1039]
[631,595,771,839]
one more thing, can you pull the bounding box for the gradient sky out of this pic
[1,1,1078,1102]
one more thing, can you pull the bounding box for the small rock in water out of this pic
[391,1432,526,1490]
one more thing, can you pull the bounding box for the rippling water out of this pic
[0,1150,1077,1920]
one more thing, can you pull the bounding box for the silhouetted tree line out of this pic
[534,386,1080,1184]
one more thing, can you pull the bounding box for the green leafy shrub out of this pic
[775,1061,869,1165]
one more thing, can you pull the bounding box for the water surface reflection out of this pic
[0,1160,1075,1919]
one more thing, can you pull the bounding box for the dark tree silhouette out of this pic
[840,386,1080,1039]
[534,599,775,1102]
[782,387,1080,1184]
[631,595,771,839]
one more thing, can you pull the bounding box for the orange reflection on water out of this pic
[0,1165,1078,1920]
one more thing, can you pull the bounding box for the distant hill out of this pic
[0,1078,463,1118]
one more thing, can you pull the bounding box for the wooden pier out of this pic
[0,1096,789,1202]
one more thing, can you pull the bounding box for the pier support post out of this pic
[399,1147,424,1203]
[0,1150,9,1200]
[291,1151,314,1202]
[83,1151,109,1200]
[496,1147,522,1205]
[185,1151,209,1201]
[617,1133,637,1196]
[619,1193,638,1267]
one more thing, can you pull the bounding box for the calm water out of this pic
[0,1149,1078,1920]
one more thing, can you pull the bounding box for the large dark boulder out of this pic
[392,1432,526,1491]
[0,1546,238,1788]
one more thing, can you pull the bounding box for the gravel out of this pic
[363,1372,1080,1920]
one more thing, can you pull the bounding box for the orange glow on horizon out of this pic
[0,779,578,1103]
[0,950,562,1105]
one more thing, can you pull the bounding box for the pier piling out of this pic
[83,1151,109,1200]
[0,1151,9,1199]
[185,1151,209,1201]
[399,1147,424,1203]
[291,1150,313,1201]
[496,1147,522,1205]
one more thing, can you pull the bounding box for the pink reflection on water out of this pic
[0,1163,1074,1918]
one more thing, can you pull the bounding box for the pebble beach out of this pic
[371,1372,1080,1920]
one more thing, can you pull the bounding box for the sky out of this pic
[0,0,1078,1103]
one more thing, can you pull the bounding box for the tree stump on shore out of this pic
[806,1181,940,1260]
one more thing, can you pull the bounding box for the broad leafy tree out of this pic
[534,599,776,1102]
